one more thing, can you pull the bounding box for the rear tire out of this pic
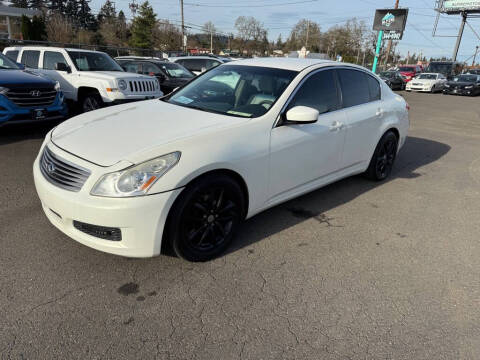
[365,131,398,181]
[166,174,245,262]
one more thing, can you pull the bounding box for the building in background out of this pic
[0,4,40,40]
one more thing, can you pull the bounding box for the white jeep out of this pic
[3,46,163,112]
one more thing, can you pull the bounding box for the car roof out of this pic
[4,46,104,54]
[170,56,224,61]
[222,57,336,72]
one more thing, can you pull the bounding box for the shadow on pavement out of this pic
[0,120,63,146]
[227,136,451,255]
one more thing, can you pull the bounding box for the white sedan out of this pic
[406,73,447,93]
[34,58,409,261]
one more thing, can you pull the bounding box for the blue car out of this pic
[0,52,67,126]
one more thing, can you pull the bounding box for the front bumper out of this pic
[102,91,163,104]
[33,147,182,258]
[0,93,68,126]
[443,88,473,96]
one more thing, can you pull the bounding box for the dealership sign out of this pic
[383,30,403,40]
[373,8,409,32]
[441,0,480,13]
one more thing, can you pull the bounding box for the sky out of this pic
[88,0,480,62]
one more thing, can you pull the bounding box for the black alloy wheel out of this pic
[365,131,398,181]
[167,174,245,262]
[81,93,103,112]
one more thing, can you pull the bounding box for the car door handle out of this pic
[329,121,344,132]
[376,108,384,117]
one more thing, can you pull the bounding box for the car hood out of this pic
[51,100,249,167]
[78,71,155,80]
[399,71,415,76]
[0,69,55,87]
[446,81,475,86]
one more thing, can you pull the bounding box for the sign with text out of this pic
[383,30,403,40]
[373,8,409,32]
[441,0,480,13]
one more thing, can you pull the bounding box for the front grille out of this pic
[73,221,122,241]
[6,88,57,108]
[40,146,91,192]
[128,80,156,93]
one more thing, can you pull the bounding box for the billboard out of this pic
[373,9,409,32]
[440,0,480,13]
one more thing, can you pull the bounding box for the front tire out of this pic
[167,174,245,262]
[81,92,103,113]
[365,131,398,181]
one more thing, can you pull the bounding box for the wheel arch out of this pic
[77,86,101,101]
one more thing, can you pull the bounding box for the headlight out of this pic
[54,81,60,91]
[90,152,181,197]
[118,79,127,91]
[465,85,473,89]
[0,86,9,94]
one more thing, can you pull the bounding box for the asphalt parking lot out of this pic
[1,92,480,359]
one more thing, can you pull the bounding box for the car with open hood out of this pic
[33,58,409,261]
[443,74,480,96]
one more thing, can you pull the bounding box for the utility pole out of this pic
[180,0,186,53]
[472,45,479,66]
[305,20,310,49]
[453,11,467,62]
[210,30,213,54]
[384,0,399,66]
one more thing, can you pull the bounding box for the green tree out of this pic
[129,1,156,49]
[21,15,32,39]
[11,0,29,7]
[29,0,45,9]
[31,15,47,40]
[48,0,66,14]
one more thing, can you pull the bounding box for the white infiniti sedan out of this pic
[406,72,447,93]
[33,58,409,262]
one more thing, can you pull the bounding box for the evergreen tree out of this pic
[77,0,96,30]
[29,0,45,9]
[30,15,47,40]
[98,0,116,23]
[129,1,156,49]
[276,34,282,48]
[49,0,66,14]
[21,15,32,39]
[64,0,78,21]
[11,0,29,8]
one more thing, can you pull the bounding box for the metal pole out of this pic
[384,0,400,66]
[372,30,383,73]
[210,30,213,54]
[473,45,479,66]
[453,11,467,62]
[180,0,185,52]
[305,20,310,49]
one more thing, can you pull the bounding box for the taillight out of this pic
[406,103,410,111]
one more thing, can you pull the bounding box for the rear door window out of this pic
[5,50,19,62]
[21,50,40,69]
[337,69,371,108]
[367,75,381,102]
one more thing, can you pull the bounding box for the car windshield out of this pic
[398,66,415,72]
[164,65,298,118]
[158,62,194,78]
[418,74,437,80]
[453,74,478,82]
[380,72,395,78]
[67,51,124,71]
[0,53,20,70]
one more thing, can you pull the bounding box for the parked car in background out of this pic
[33,58,409,261]
[465,69,480,75]
[397,65,423,83]
[425,61,464,79]
[379,70,405,90]
[116,58,194,94]
[169,56,228,75]
[0,52,67,127]
[3,47,163,112]
[443,74,480,96]
[406,73,447,93]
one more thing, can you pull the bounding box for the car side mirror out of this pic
[285,106,319,124]
[201,67,207,72]
[154,73,166,82]
[16,62,25,70]
[55,63,71,73]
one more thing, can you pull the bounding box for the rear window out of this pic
[21,50,40,69]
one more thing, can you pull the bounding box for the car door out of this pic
[39,51,76,99]
[268,68,347,200]
[338,68,383,169]
[20,50,40,70]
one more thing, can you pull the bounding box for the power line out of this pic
[183,0,318,8]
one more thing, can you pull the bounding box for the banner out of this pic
[373,9,409,32]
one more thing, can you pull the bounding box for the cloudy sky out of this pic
[89,0,480,61]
